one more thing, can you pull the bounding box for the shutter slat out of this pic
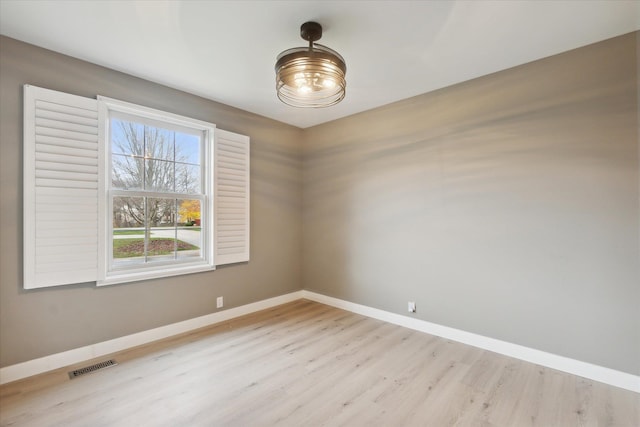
[35,178,98,189]
[218,141,247,153]
[35,108,99,127]
[36,202,97,211]
[24,85,99,289]
[37,236,97,247]
[37,245,98,257]
[217,230,245,235]
[218,211,246,218]
[218,156,246,166]
[218,177,246,186]
[36,134,98,151]
[219,174,246,181]
[36,160,98,174]
[36,152,98,166]
[217,201,245,207]
[218,244,244,249]
[218,187,245,194]
[217,167,246,177]
[36,99,98,119]
[215,129,249,265]
[36,207,97,217]
[218,208,245,215]
[36,126,98,143]
[35,169,97,182]
[36,117,99,135]
[217,191,245,199]
[217,235,245,240]
[217,247,245,255]
[36,142,98,158]
[36,216,97,226]
[218,150,246,161]
[217,236,245,243]
[35,186,96,195]
[217,162,246,172]
[36,259,97,270]
[36,227,96,238]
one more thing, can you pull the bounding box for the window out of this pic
[23,85,249,289]
[100,98,216,284]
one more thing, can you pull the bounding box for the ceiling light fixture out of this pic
[275,21,347,108]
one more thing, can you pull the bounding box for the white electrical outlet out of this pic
[408,301,416,313]
[216,296,224,308]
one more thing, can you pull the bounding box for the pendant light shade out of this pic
[275,22,347,108]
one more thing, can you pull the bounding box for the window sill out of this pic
[97,262,215,286]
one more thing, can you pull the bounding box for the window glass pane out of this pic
[145,158,175,192]
[145,127,174,161]
[175,132,200,165]
[111,119,144,156]
[112,196,145,266]
[146,197,175,228]
[175,163,201,193]
[147,198,179,262]
[112,154,144,190]
[178,199,202,260]
[111,121,203,193]
[112,197,201,265]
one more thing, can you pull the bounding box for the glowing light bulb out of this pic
[323,78,336,88]
[294,73,306,87]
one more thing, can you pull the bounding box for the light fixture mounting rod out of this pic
[300,22,322,43]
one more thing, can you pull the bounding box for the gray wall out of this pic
[2,32,639,377]
[303,33,640,375]
[0,36,303,367]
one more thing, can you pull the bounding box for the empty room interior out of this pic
[0,1,639,426]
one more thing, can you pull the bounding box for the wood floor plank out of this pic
[1,300,637,427]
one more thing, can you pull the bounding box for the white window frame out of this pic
[97,97,216,286]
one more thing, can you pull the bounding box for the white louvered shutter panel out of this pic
[215,129,250,265]
[23,85,100,289]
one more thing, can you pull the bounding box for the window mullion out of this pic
[111,189,204,200]
[174,199,178,260]
[144,197,149,263]
[143,125,147,191]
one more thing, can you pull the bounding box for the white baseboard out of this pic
[0,291,304,385]
[300,290,639,393]
[2,289,638,393]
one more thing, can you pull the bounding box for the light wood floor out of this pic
[1,300,638,426]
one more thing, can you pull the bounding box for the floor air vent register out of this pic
[68,359,118,379]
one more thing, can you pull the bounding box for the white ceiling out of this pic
[1,1,638,128]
